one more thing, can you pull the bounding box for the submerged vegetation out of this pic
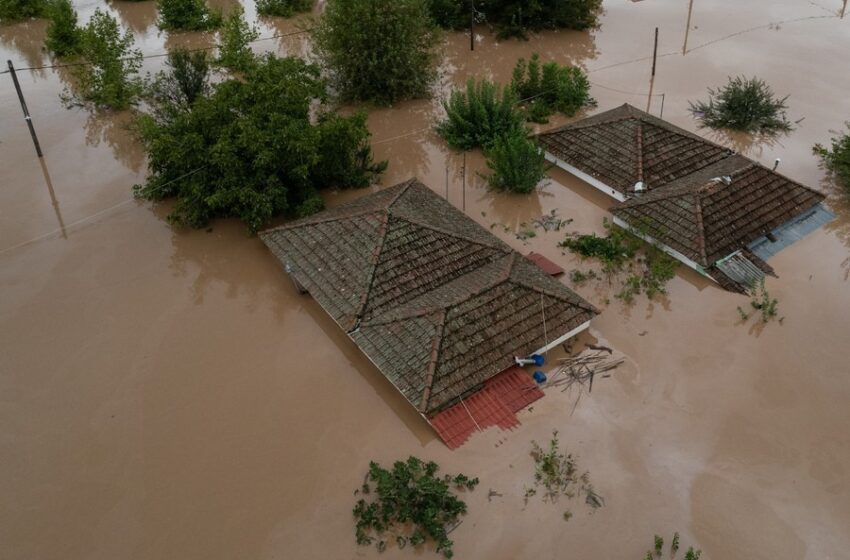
[134,53,385,232]
[482,131,546,193]
[426,0,603,39]
[216,4,259,73]
[436,78,525,150]
[689,76,792,134]
[525,431,603,521]
[44,0,81,57]
[256,0,312,17]
[0,0,49,21]
[510,53,595,123]
[312,0,439,105]
[353,456,478,558]
[560,220,678,302]
[642,532,700,559]
[64,9,144,109]
[737,278,780,323]
[156,0,222,31]
[814,123,850,194]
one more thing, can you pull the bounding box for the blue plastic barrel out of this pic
[533,370,547,384]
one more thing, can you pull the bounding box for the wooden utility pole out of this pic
[651,27,659,77]
[470,0,475,51]
[8,60,43,158]
[683,0,694,54]
[842,0,847,18]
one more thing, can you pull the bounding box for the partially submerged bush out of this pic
[216,4,258,73]
[65,9,143,109]
[483,131,546,193]
[689,76,792,133]
[510,53,595,123]
[353,456,478,558]
[312,0,439,105]
[436,78,525,150]
[256,0,312,17]
[157,0,221,31]
[134,54,386,232]
[45,0,81,57]
[0,0,49,22]
[814,123,850,193]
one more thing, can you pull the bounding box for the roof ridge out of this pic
[259,208,384,235]
[509,272,598,314]
[386,177,418,209]
[693,195,708,265]
[636,121,645,184]
[349,212,392,329]
[542,114,634,134]
[418,309,447,412]
[395,215,511,253]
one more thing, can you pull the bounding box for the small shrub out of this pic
[569,269,597,285]
[0,0,49,22]
[689,76,792,133]
[45,0,81,57]
[749,278,779,322]
[312,0,439,105]
[684,547,702,560]
[157,0,222,31]
[483,131,545,193]
[527,430,603,509]
[436,78,526,150]
[353,456,478,558]
[312,111,387,189]
[216,4,258,73]
[814,123,850,194]
[66,9,144,109]
[256,0,312,17]
[671,532,680,553]
[654,535,664,556]
[511,53,595,122]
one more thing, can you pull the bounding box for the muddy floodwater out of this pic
[2,1,850,559]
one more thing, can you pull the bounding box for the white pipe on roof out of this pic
[532,319,592,356]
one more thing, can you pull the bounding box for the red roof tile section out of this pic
[429,366,544,449]
[527,252,565,276]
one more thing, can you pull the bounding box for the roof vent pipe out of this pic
[633,181,645,194]
[773,158,781,171]
[515,354,545,367]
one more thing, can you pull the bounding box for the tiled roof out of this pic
[611,157,825,266]
[537,104,733,196]
[260,180,597,415]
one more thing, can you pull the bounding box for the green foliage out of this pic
[748,278,779,322]
[483,131,545,193]
[134,54,385,233]
[487,0,604,38]
[65,9,143,109]
[689,76,792,133]
[814,123,850,194]
[560,220,678,302]
[511,53,595,122]
[0,0,49,22]
[425,0,471,29]
[436,78,525,150]
[672,532,680,553]
[256,0,312,17]
[45,0,81,57]
[684,547,702,560]
[644,532,696,560]
[353,456,478,558]
[147,48,212,115]
[216,4,258,72]
[157,0,221,31]
[527,430,603,513]
[312,0,439,105]
[654,535,664,556]
[569,269,597,285]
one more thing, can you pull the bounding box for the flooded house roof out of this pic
[610,157,825,266]
[536,104,733,197]
[260,179,597,416]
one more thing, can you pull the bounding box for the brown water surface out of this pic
[2,1,850,559]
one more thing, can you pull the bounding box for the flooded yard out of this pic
[2,1,849,559]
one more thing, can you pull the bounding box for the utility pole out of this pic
[8,60,43,158]
[470,0,475,51]
[842,0,847,18]
[683,0,694,54]
[651,27,659,77]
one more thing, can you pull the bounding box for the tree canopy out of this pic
[312,0,439,105]
[134,54,386,233]
[0,0,49,22]
[157,0,222,31]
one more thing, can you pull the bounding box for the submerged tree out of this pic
[353,456,478,558]
[45,0,81,57]
[256,0,312,17]
[156,0,221,31]
[483,131,546,193]
[216,4,258,73]
[436,78,526,150]
[0,0,49,22]
[814,124,850,193]
[510,53,595,123]
[312,0,439,105]
[689,76,792,134]
[146,48,212,115]
[134,54,386,232]
[65,9,143,109]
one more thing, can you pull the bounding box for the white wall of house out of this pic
[544,153,628,202]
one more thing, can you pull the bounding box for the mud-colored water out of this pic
[2,1,850,559]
